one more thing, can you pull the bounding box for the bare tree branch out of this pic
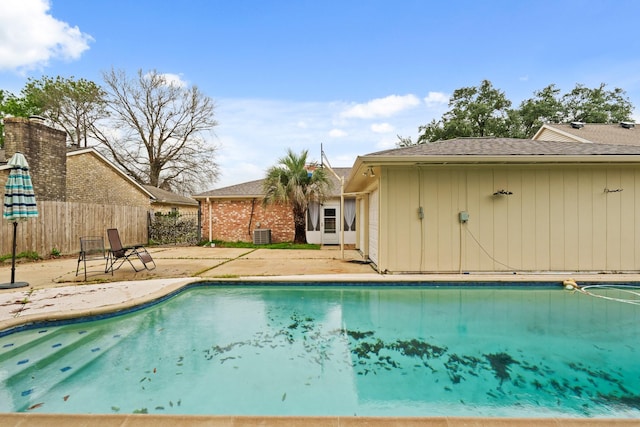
[91,69,219,194]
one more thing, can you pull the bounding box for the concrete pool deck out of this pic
[1,245,640,426]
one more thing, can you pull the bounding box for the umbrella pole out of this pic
[10,221,17,284]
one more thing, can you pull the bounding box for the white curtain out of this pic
[308,201,320,231]
[344,199,356,231]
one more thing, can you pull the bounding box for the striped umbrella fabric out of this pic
[1,152,38,288]
[3,152,38,221]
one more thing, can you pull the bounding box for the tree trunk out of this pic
[293,206,307,244]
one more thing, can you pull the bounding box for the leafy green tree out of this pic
[23,76,107,147]
[0,89,43,147]
[560,83,633,124]
[411,81,635,145]
[396,134,414,147]
[516,84,563,138]
[91,69,219,194]
[263,149,332,244]
[417,80,512,143]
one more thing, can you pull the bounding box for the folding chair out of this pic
[105,228,156,274]
[76,236,106,281]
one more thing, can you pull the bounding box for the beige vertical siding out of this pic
[535,128,581,142]
[368,189,379,266]
[380,164,640,273]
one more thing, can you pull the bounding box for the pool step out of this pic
[0,325,134,412]
[0,326,127,390]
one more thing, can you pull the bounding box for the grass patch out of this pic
[202,240,320,250]
[0,251,40,262]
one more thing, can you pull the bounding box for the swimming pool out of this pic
[1,284,639,417]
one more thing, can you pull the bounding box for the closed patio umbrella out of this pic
[1,152,38,289]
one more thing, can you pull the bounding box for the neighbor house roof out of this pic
[193,179,266,199]
[193,166,352,199]
[143,185,199,207]
[532,122,639,146]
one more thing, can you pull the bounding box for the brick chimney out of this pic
[3,116,67,201]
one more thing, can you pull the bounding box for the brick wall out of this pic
[201,198,294,243]
[3,117,67,201]
[66,152,150,207]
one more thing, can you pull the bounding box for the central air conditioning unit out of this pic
[253,229,271,245]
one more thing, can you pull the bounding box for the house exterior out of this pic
[2,117,188,209]
[143,185,199,215]
[194,179,292,243]
[533,122,638,145]
[344,137,640,274]
[66,148,152,207]
[0,117,193,254]
[193,167,356,245]
[306,167,356,246]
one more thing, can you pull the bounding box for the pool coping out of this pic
[3,273,640,426]
[2,413,640,426]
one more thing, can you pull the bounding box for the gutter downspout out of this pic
[248,198,256,238]
[207,197,212,242]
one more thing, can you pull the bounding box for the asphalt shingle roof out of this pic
[194,179,265,198]
[194,167,352,198]
[144,185,198,206]
[539,123,639,146]
[365,137,640,157]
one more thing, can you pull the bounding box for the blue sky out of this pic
[2,0,640,190]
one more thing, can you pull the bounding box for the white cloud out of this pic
[159,73,188,87]
[375,136,398,150]
[210,96,439,189]
[0,0,92,72]
[423,91,449,107]
[341,94,421,119]
[371,123,394,133]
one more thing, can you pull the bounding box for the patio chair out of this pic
[76,236,106,281]
[105,228,156,274]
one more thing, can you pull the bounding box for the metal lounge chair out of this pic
[76,236,106,281]
[105,228,156,274]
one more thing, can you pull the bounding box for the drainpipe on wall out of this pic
[248,198,256,238]
[207,197,212,242]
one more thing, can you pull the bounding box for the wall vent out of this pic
[253,229,271,245]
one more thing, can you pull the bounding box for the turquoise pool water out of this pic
[1,284,639,417]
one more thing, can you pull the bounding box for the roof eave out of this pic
[192,194,265,200]
[358,154,640,164]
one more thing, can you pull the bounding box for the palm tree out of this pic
[263,149,332,244]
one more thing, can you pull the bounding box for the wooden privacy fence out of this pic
[0,201,149,257]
